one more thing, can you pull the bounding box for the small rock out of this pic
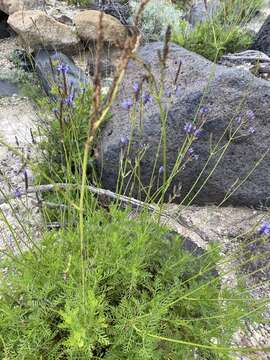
[219,50,270,80]
[8,10,80,54]
[54,14,73,25]
[74,10,129,48]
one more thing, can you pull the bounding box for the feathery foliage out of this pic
[0,207,259,359]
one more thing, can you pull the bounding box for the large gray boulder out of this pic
[35,50,89,98]
[252,15,270,57]
[97,42,270,207]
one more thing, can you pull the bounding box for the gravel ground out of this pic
[0,36,41,254]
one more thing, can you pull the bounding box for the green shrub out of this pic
[0,207,257,359]
[66,0,92,6]
[219,0,262,24]
[130,0,183,42]
[173,0,261,61]
[173,19,253,61]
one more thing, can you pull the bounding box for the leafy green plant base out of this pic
[0,207,257,359]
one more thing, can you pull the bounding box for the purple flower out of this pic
[120,136,129,147]
[14,188,22,198]
[122,98,133,110]
[133,81,140,96]
[257,221,270,235]
[175,85,181,97]
[142,92,151,105]
[194,128,202,139]
[235,116,242,124]
[184,122,194,134]
[246,110,255,120]
[248,126,256,134]
[199,106,208,114]
[188,147,199,160]
[56,63,70,74]
[64,93,74,106]
[158,166,164,175]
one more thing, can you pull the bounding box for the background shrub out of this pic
[130,0,183,42]
[173,0,261,61]
[173,18,253,61]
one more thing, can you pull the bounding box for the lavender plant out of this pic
[0,2,269,359]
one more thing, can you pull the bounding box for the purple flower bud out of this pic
[142,92,151,105]
[246,110,255,120]
[188,147,199,160]
[14,188,22,198]
[122,98,133,110]
[235,116,242,124]
[64,94,74,106]
[158,166,164,175]
[194,128,202,139]
[184,122,194,134]
[175,85,181,97]
[199,106,208,114]
[56,63,70,75]
[257,221,270,235]
[133,81,140,96]
[120,136,129,147]
[23,169,29,190]
[248,126,256,134]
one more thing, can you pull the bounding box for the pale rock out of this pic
[74,10,128,47]
[8,10,80,53]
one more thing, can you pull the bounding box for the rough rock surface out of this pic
[246,0,270,33]
[252,14,270,57]
[219,50,270,81]
[0,0,40,15]
[8,10,80,53]
[74,10,128,47]
[97,42,270,207]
